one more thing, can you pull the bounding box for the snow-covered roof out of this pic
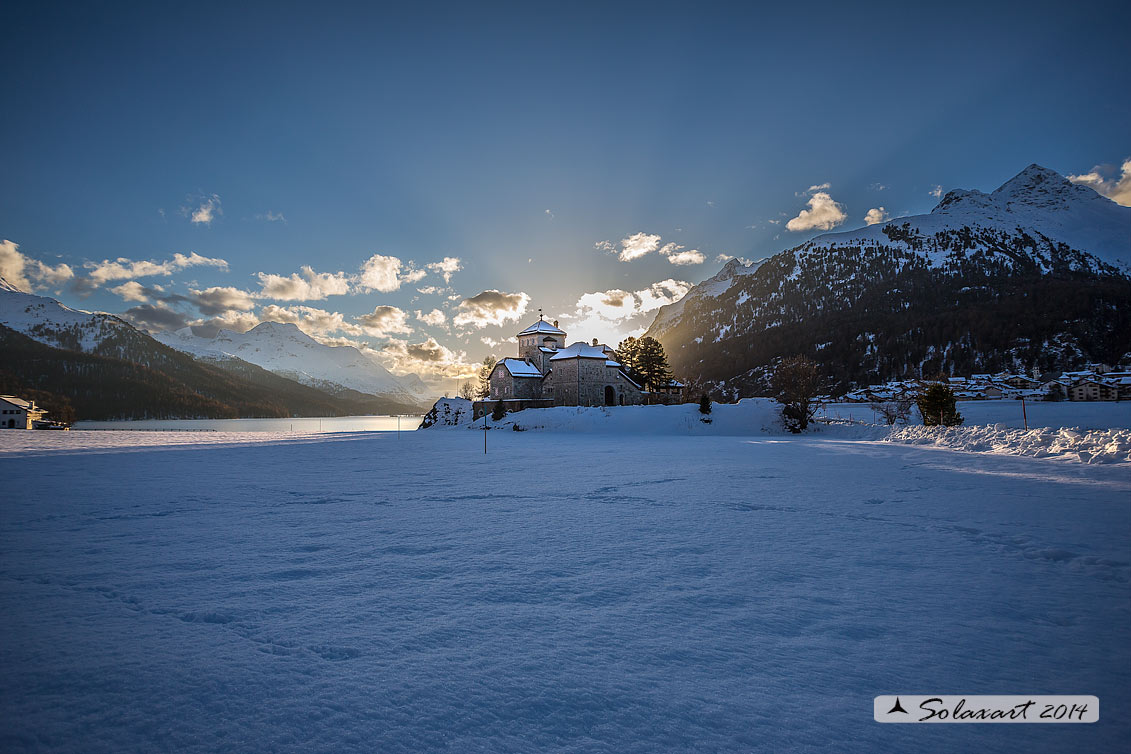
[605,359,621,367]
[516,320,566,337]
[0,395,33,409]
[549,342,611,361]
[498,358,543,378]
[538,347,557,353]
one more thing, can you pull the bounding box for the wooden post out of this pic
[484,407,488,454]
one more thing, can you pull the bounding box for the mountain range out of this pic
[0,278,433,420]
[644,164,1131,395]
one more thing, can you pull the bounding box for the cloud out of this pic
[480,336,501,348]
[189,310,262,337]
[659,243,706,266]
[372,337,477,382]
[121,304,192,332]
[184,194,222,226]
[109,281,151,302]
[425,257,462,283]
[869,182,887,191]
[564,279,693,348]
[86,251,228,286]
[806,182,831,193]
[453,290,530,329]
[257,266,351,301]
[357,253,426,293]
[0,239,75,292]
[616,232,662,261]
[415,308,446,327]
[929,185,943,198]
[1068,159,1131,206]
[864,207,890,226]
[786,192,847,232]
[259,304,364,337]
[544,209,554,220]
[255,210,287,223]
[190,286,256,316]
[356,305,413,337]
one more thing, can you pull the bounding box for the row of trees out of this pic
[770,355,962,432]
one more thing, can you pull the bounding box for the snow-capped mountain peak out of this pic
[155,322,434,405]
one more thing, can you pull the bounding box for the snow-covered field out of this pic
[2,428,1128,752]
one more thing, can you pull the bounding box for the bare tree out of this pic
[869,397,913,425]
[770,356,822,433]
[457,380,476,401]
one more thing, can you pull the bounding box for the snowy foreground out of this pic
[2,427,1130,753]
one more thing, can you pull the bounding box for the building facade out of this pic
[0,396,46,429]
[488,319,646,407]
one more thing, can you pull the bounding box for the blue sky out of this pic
[2,0,1128,384]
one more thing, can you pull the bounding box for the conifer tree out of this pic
[699,392,712,415]
[916,383,963,426]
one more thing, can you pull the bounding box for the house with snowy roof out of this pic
[488,318,645,407]
[0,395,46,429]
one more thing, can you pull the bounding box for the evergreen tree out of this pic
[770,355,822,433]
[629,337,674,391]
[477,356,497,398]
[616,337,641,379]
[491,399,507,421]
[699,392,712,415]
[916,383,964,426]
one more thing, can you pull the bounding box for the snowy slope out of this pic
[814,164,1130,272]
[0,275,135,351]
[156,322,434,405]
[1,431,1128,752]
[643,164,1131,389]
[648,257,765,340]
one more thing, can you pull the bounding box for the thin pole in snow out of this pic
[1021,397,1028,430]
[484,407,488,453]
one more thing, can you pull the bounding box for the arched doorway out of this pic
[604,386,615,406]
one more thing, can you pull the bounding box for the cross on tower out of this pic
[538,308,543,321]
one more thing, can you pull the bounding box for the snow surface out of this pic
[1,430,1128,752]
[885,424,1131,465]
[155,322,433,404]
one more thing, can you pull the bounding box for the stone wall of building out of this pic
[543,359,643,406]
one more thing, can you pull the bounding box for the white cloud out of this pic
[425,257,462,283]
[869,182,887,191]
[257,266,351,301]
[0,240,75,292]
[357,254,426,293]
[1069,159,1131,207]
[806,182,831,193]
[415,308,446,327]
[544,209,554,219]
[453,290,530,329]
[786,192,847,232]
[255,210,286,223]
[191,286,256,315]
[617,232,662,261]
[864,207,890,226]
[929,185,943,198]
[480,336,501,348]
[84,251,227,286]
[186,194,222,226]
[109,281,150,302]
[259,304,363,336]
[356,305,413,337]
[664,248,706,266]
[371,337,477,382]
[563,279,691,347]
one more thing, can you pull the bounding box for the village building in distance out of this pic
[482,318,681,414]
[0,396,48,429]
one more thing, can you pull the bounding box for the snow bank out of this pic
[885,424,1131,464]
[819,399,1131,430]
[423,398,786,435]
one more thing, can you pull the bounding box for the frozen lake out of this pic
[73,414,423,433]
[1,429,1128,752]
